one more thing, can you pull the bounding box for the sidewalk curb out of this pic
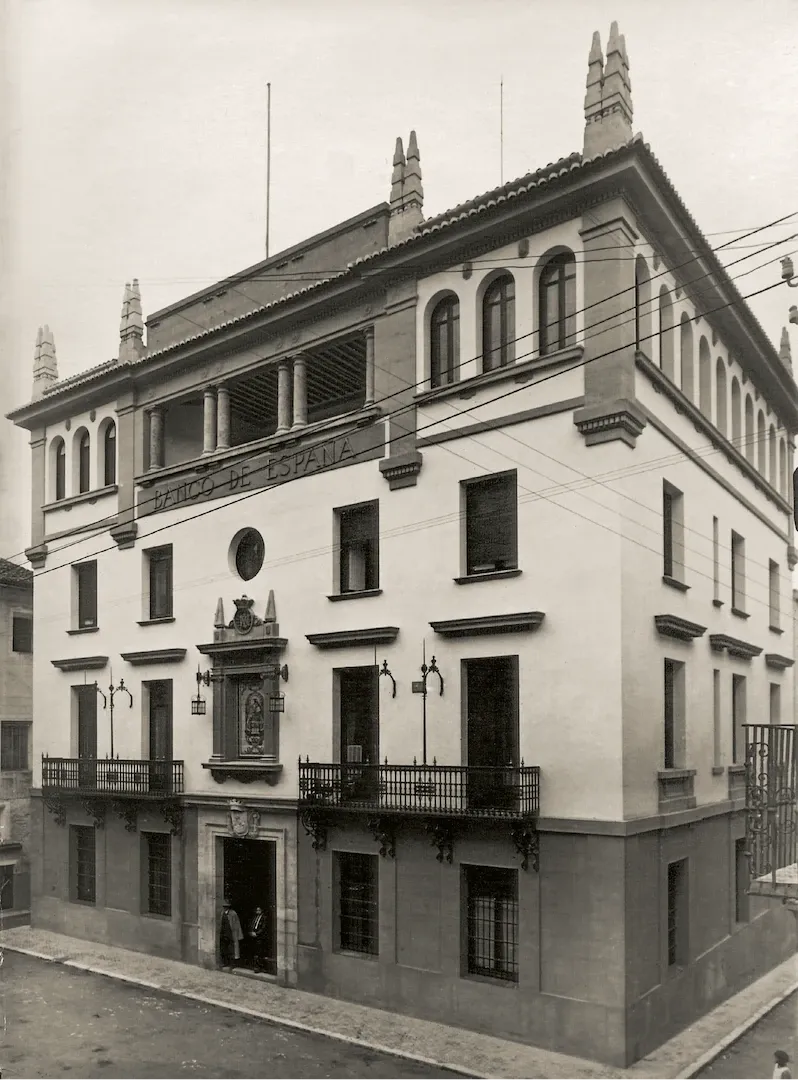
[1,942,483,1079]
[675,980,798,1079]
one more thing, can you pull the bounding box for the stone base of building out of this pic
[295,811,798,1068]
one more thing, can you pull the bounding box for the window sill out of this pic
[461,971,518,988]
[730,607,750,620]
[137,616,176,626]
[768,624,784,635]
[711,765,725,776]
[712,599,724,608]
[66,626,99,636]
[142,910,173,922]
[415,344,585,403]
[43,484,118,513]
[327,589,383,603]
[333,949,379,961]
[454,569,522,585]
[662,575,689,592]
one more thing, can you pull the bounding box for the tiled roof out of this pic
[0,557,33,588]
[20,134,787,406]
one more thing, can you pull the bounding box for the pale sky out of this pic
[1,0,798,556]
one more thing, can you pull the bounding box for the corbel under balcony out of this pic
[654,614,707,642]
[429,612,545,639]
[765,653,795,671]
[120,648,188,666]
[51,655,109,672]
[305,627,400,649]
[379,450,423,490]
[201,761,284,786]
[708,634,763,661]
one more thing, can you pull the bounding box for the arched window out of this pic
[78,430,90,493]
[430,296,459,388]
[716,359,727,435]
[779,438,787,495]
[634,255,652,353]
[769,425,777,485]
[698,337,712,418]
[744,396,754,463]
[680,316,694,401]
[538,253,576,357]
[103,421,117,486]
[658,288,674,379]
[731,377,741,450]
[53,438,66,502]
[757,411,767,474]
[482,274,515,371]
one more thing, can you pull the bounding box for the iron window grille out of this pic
[11,615,32,654]
[338,851,378,955]
[0,723,29,771]
[73,825,96,904]
[144,832,171,917]
[464,472,517,575]
[430,295,459,388]
[482,275,515,371]
[148,546,173,620]
[76,561,98,629]
[465,865,518,982]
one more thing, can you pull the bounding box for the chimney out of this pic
[118,278,146,364]
[389,132,424,245]
[32,325,59,399]
[583,22,634,160]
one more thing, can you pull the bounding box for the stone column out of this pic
[203,386,217,455]
[276,359,292,435]
[364,326,375,407]
[148,406,164,471]
[216,385,231,451]
[291,354,308,431]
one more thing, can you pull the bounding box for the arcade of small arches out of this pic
[633,254,790,498]
[48,418,116,503]
[424,249,578,390]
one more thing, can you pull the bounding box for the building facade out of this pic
[0,558,33,927]
[7,22,798,1068]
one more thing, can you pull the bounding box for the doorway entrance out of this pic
[222,837,277,974]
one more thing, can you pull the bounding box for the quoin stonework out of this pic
[6,21,798,1070]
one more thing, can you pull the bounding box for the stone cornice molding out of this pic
[306,627,400,649]
[120,648,187,666]
[654,614,707,641]
[429,612,545,638]
[764,653,794,671]
[51,655,108,672]
[709,633,763,660]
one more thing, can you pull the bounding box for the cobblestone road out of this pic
[0,952,457,1079]
[696,991,797,1079]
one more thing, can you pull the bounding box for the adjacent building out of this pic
[6,22,798,1069]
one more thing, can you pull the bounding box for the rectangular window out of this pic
[1,723,29,771]
[731,532,746,614]
[0,865,13,910]
[11,615,32,654]
[667,859,688,967]
[732,674,747,765]
[337,851,378,955]
[664,659,685,770]
[143,832,171,917]
[770,682,782,725]
[712,516,720,603]
[465,865,519,982]
[75,561,98,629]
[735,838,750,923]
[713,669,722,769]
[71,825,96,904]
[147,546,173,620]
[662,482,685,581]
[463,471,517,576]
[336,502,379,594]
[768,560,780,630]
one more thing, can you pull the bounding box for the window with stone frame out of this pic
[74,561,98,629]
[462,471,517,576]
[219,671,280,762]
[146,545,173,620]
[336,501,379,594]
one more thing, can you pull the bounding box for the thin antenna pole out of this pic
[266,82,272,259]
[500,76,504,186]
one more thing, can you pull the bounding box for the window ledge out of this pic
[66,626,99,636]
[768,624,784,635]
[662,575,690,592]
[415,344,585,403]
[137,616,176,626]
[327,589,383,603]
[334,949,379,962]
[730,607,750,620]
[711,765,725,776]
[43,484,118,513]
[202,761,283,785]
[712,599,724,608]
[461,972,518,989]
[454,569,522,585]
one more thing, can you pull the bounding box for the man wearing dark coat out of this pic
[248,905,269,972]
[219,896,243,968]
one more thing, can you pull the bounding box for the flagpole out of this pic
[266,82,272,259]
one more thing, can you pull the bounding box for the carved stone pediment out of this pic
[200,590,286,658]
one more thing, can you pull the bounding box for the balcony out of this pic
[744,724,797,900]
[41,757,184,834]
[298,761,541,869]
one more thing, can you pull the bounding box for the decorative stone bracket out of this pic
[379,450,423,490]
[573,399,647,448]
[43,793,183,835]
[367,815,397,859]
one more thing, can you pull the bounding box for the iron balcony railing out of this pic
[42,756,185,797]
[744,724,797,887]
[298,761,540,818]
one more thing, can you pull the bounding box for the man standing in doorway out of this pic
[248,905,269,972]
[219,897,243,969]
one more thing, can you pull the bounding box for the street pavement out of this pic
[0,952,456,1079]
[695,991,797,1079]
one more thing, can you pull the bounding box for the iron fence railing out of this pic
[298,761,540,818]
[42,756,184,796]
[744,724,797,886]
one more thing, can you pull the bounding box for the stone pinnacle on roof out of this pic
[388,131,423,246]
[32,324,59,399]
[404,130,423,209]
[780,326,793,372]
[390,137,406,210]
[119,282,132,336]
[118,277,146,364]
[583,22,633,160]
